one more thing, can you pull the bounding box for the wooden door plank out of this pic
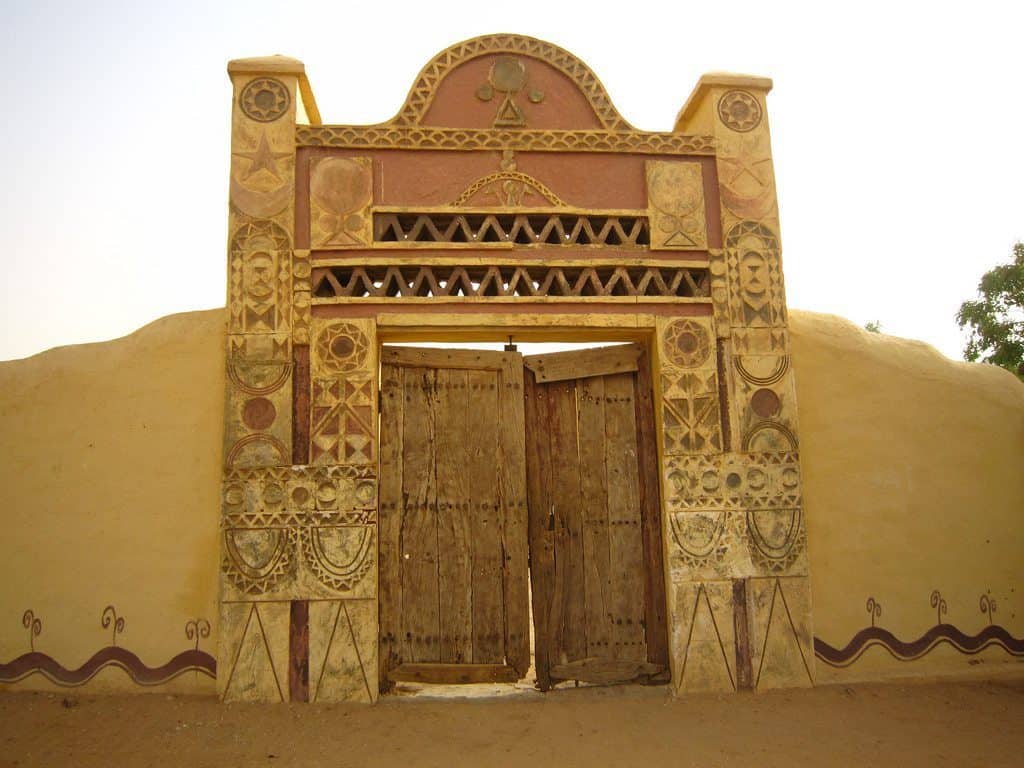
[523,344,641,383]
[603,371,647,662]
[401,366,440,663]
[549,658,666,685]
[498,353,531,677]
[467,368,504,664]
[388,663,519,685]
[577,375,612,660]
[635,344,670,667]
[547,379,587,667]
[524,367,555,690]
[378,362,405,690]
[435,368,473,664]
[382,346,508,370]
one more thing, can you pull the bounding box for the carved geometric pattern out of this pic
[230,217,291,252]
[671,581,737,694]
[474,56,543,128]
[299,525,376,593]
[312,323,371,375]
[740,421,798,453]
[661,370,722,455]
[292,250,311,345]
[732,355,799,455]
[219,602,288,702]
[748,577,814,689]
[224,334,292,470]
[310,157,373,248]
[663,453,806,578]
[662,319,713,368]
[239,77,291,123]
[718,134,776,221]
[312,264,710,300]
[717,90,762,133]
[310,377,375,465]
[708,249,731,337]
[746,508,805,575]
[452,171,565,207]
[228,219,292,335]
[734,355,789,386]
[374,212,649,247]
[668,510,741,574]
[664,452,802,512]
[296,125,716,155]
[222,527,297,595]
[309,600,377,703]
[392,34,629,130]
[732,327,790,355]
[222,465,377,528]
[646,161,708,250]
[724,220,786,330]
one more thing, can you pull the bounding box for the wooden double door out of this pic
[378,343,668,691]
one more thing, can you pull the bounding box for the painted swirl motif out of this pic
[815,624,1024,668]
[815,592,1024,667]
[300,525,375,593]
[0,647,215,686]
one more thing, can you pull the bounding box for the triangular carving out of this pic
[310,600,376,703]
[754,578,813,689]
[675,582,736,694]
[222,604,284,703]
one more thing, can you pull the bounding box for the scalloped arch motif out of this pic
[393,34,632,131]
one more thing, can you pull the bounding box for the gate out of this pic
[523,344,669,689]
[378,347,531,687]
[378,342,668,691]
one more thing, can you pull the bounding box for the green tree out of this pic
[956,242,1024,377]
[864,320,882,333]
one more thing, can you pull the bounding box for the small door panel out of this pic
[524,343,669,689]
[378,346,529,689]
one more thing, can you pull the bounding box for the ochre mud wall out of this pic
[0,307,1021,693]
[0,310,225,693]
[791,310,1024,681]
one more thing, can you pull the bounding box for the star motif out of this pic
[233,132,291,181]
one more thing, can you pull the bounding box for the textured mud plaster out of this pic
[790,310,1024,682]
[0,309,225,693]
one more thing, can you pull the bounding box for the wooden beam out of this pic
[381,346,513,370]
[550,658,665,685]
[524,344,641,383]
[387,663,519,684]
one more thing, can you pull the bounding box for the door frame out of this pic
[375,316,676,690]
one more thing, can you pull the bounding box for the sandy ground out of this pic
[1,679,1022,768]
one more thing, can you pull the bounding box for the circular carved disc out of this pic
[239,78,291,123]
[750,388,782,418]
[717,90,762,133]
[242,397,277,430]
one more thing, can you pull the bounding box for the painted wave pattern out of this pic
[814,624,1024,668]
[0,647,216,687]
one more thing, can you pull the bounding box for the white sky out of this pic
[0,0,1020,362]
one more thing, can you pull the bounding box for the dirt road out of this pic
[1,679,1021,767]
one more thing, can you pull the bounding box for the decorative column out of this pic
[218,57,378,703]
[660,75,813,694]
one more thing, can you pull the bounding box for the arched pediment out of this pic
[389,34,635,132]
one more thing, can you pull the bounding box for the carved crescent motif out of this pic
[670,511,727,559]
[230,176,292,218]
